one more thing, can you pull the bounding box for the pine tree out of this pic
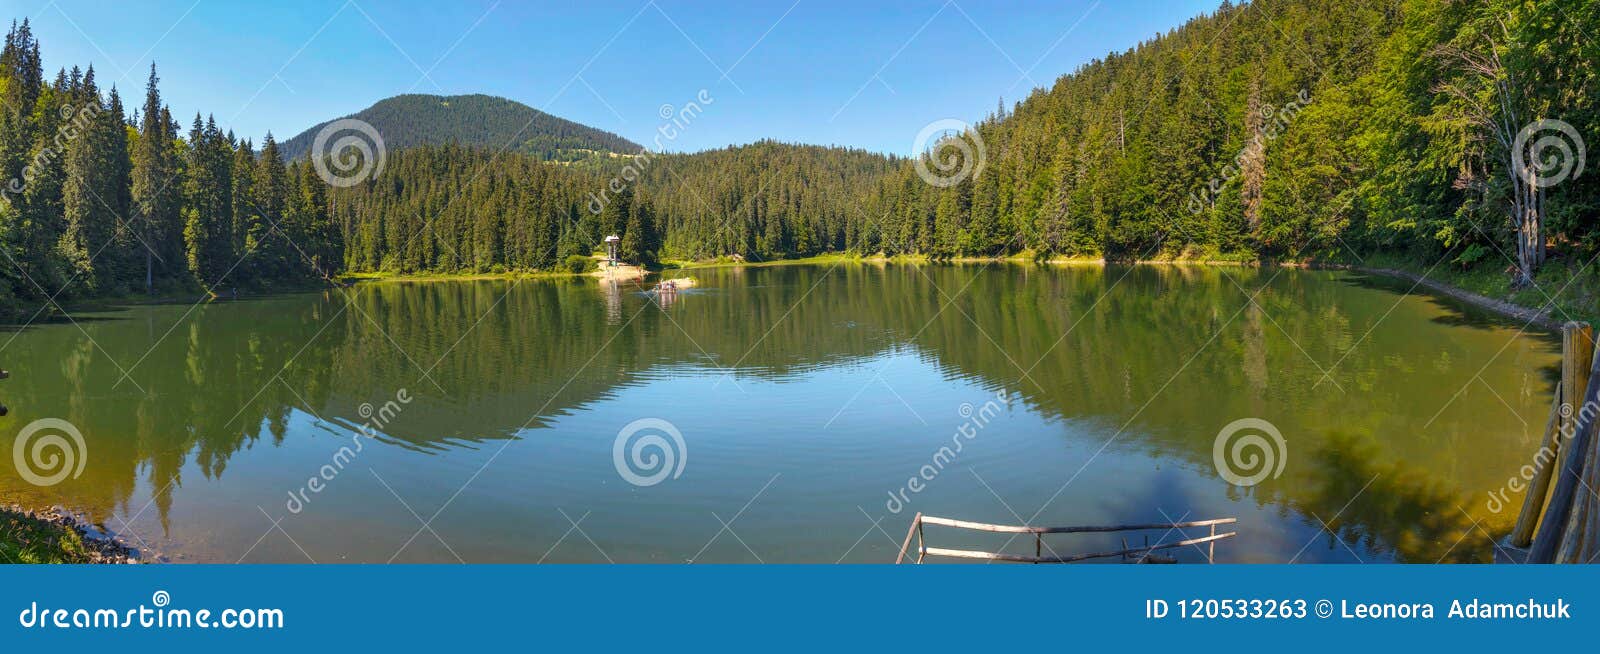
[290,162,336,279]
[59,66,114,290]
[131,63,179,293]
[251,134,289,280]
[230,138,255,263]
[0,20,47,294]
[600,184,631,242]
[619,197,659,265]
[182,113,234,290]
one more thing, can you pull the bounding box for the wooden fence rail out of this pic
[896,513,1237,564]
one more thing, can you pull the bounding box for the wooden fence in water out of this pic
[895,513,1237,564]
[1507,322,1600,563]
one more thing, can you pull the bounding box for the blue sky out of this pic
[8,0,1221,155]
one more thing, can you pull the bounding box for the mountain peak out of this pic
[279,93,641,161]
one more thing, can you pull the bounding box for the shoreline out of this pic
[1341,265,1561,332]
[339,252,1572,330]
[6,251,1568,335]
[673,253,1569,330]
[1,504,142,564]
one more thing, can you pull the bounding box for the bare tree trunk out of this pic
[1435,23,1542,288]
[1241,76,1266,232]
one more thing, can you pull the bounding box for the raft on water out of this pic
[653,277,698,293]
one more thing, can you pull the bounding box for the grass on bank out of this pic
[263,246,1600,328]
[0,508,100,564]
[1355,251,1600,326]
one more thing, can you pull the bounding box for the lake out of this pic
[0,263,1559,563]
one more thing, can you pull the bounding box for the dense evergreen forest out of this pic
[1,0,1595,311]
[277,93,642,163]
[335,0,1600,280]
[0,21,338,307]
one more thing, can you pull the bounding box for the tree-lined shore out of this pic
[0,0,1595,314]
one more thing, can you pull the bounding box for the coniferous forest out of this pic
[0,23,339,306]
[1,0,1596,312]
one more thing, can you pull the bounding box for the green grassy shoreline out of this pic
[0,506,139,564]
[340,250,1597,327]
[14,250,1588,330]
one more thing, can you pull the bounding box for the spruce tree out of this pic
[59,66,112,290]
[619,197,659,265]
[131,63,178,293]
[251,134,289,280]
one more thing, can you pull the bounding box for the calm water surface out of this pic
[0,264,1559,562]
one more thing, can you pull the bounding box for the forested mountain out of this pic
[1,0,1596,305]
[327,140,900,271]
[278,94,641,162]
[325,0,1596,281]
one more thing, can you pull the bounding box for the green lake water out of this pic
[0,264,1560,562]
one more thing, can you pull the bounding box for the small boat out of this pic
[652,277,698,293]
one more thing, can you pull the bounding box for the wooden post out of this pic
[1513,323,1591,548]
[1034,533,1042,564]
[1511,390,1565,546]
[916,518,927,564]
[1208,524,1217,563]
[1557,324,1596,562]
[1563,402,1600,562]
[896,513,922,564]
[1531,341,1600,563]
[1584,438,1600,562]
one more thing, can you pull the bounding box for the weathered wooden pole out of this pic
[1511,390,1564,547]
[1563,397,1600,562]
[916,518,927,564]
[895,513,921,564]
[1581,432,1600,562]
[1530,339,1600,563]
[1558,325,1598,562]
[1563,324,1595,441]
